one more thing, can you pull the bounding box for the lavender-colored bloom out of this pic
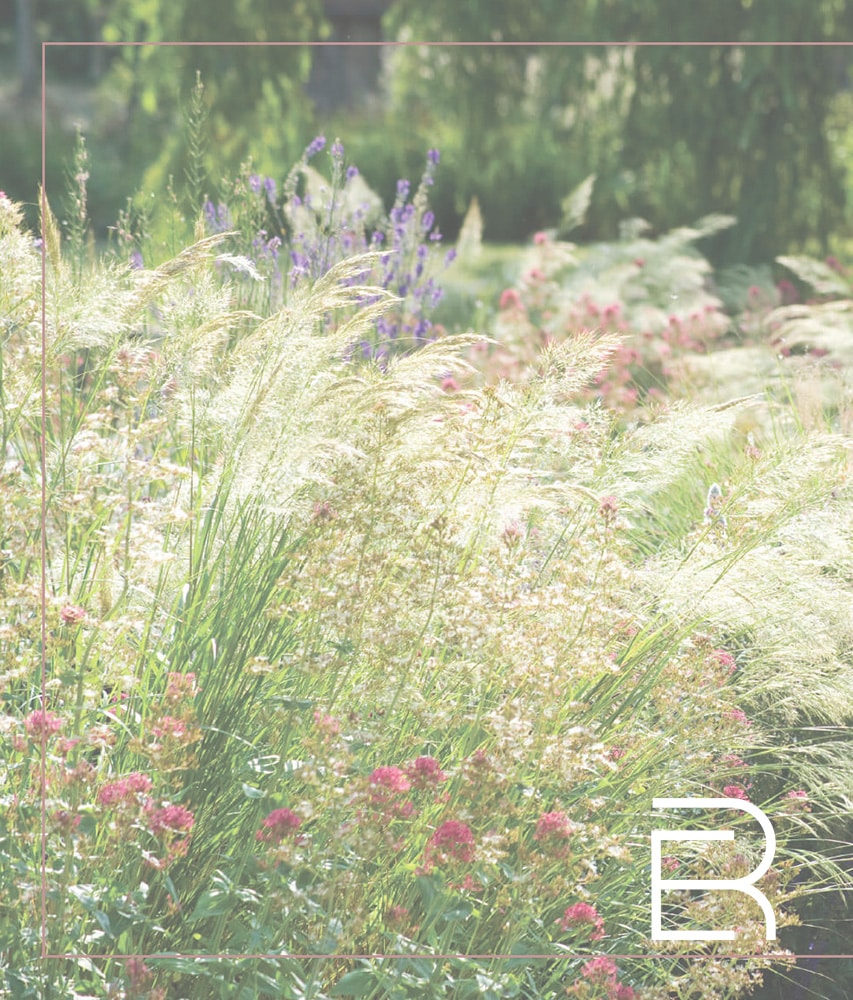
[346,165,359,181]
[422,211,435,232]
[331,140,344,159]
[130,250,144,270]
[204,200,232,233]
[264,176,277,203]
[427,149,440,165]
[445,248,457,264]
[306,135,326,158]
[429,230,442,242]
[249,174,262,194]
[396,179,410,200]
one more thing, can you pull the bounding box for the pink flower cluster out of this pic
[313,710,341,736]
[722,784,750,801]
[60,604,86,625]
[97,772,153,806]
[558,902,605,941]
[534,810,574,843]
[784,789,810,813]
[405,755,446,789]
[574,957,635,999]
[147,804,195,837]
[256,807,302,844]
[368,765,416,818]
[370,765,410,794]
[165,672,198,701]
[151,715,190,740]
[24,709,62,739]
[423,819,476,869]
[533,811,574,857]
[711,649,737,675]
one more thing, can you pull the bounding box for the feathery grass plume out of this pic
[184,71,210,219]
[194,253,400,507]
[62,128,91,279]
[120,230,236,323]
[776,254,850,298]
[536,330,622,396]
[0,194,43,429]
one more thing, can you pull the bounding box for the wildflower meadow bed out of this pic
[0,133,851,999]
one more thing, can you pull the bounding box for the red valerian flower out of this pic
[784,789,810,813]
[24,709,62,739]
[60,605,86,625]
[723,784,750,801]
[256,807,302,844]
[97,772,153,806]
[369,766,411,794]
[534,810,574,843]
[711,649,737,674]
[429,819,475,863]
[165,672,198,700]
[580,956,618,983]
[558,902,605,940]
[148,804,195,836]
[405,756,446,789]
[499,288,523,311]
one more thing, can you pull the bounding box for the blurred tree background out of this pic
[0,0,851,262]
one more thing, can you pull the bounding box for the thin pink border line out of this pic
[41,40,853,47]
[39,37,853,968]
[43,952,850,961]
[40,37,49,966]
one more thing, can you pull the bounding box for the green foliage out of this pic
[383,2,853,258]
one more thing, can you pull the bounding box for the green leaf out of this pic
[188,890,232,922]
[330,968,376,997]
[439,899,473,921]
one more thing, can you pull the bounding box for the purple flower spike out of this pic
[306,135,326,158]
[264,176,277,203]
[427,149,440,165]
[422,211,435,232]
[249,174,262,193]
[346,165,359,181]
